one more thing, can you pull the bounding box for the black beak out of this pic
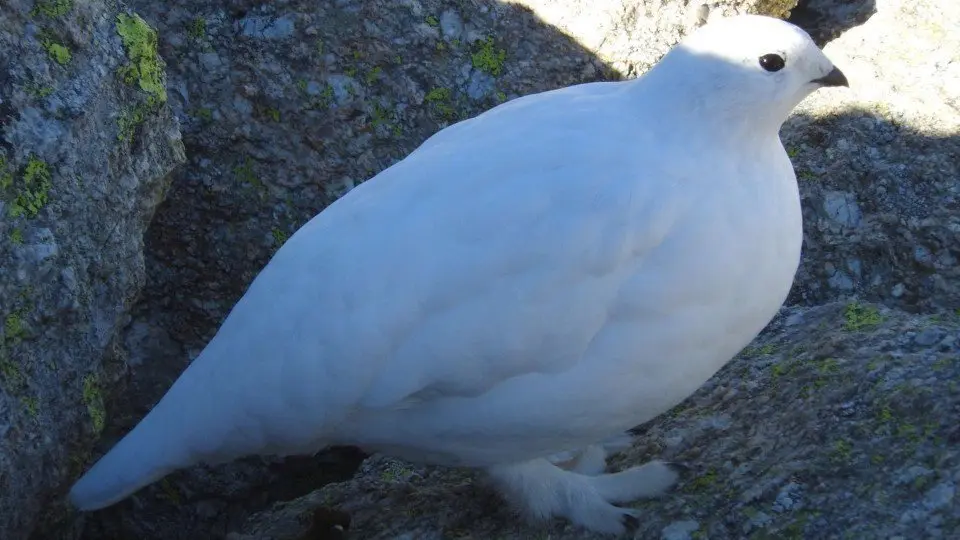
[812,66,849,87]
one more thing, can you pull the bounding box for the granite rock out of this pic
[0,1,185,540]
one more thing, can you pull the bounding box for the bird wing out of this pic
[208,81,691,422]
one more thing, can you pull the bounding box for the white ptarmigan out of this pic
[69,14,847,536]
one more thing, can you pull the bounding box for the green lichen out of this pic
[10,228,24,245]
[6,155,53,218]
[43,40,72,65]
[21,396,39,418]
[770,358,800,379]
[186,17,206,39]
[843,302,883,331]
[194,107,213,122]
[82,373,106,433]
[27,83,55,99]
[116,103,154,141]
[116,12,167,105]
[742,343,776,357]
[379,462,413,483]
[234,156,261,189]
[32,0,73,18]
[425,15,439,27]
[685,467,717,492]
[365,66,382,85]
[471,36,506,76]
[0,350,24,386]
[271,227,288,245]
[265,107,280,122]
[5,313,26,340]
[831,439,852,461]
[424,87,455,119]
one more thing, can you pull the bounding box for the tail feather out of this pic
[68,402,187,511]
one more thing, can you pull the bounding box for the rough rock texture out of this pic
[228,301,960,540]
[39,0,957,538]
[0,1,186,540]
[783,0,960,312]
[787,0,877,45]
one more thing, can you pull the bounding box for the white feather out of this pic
[69,15,844,534]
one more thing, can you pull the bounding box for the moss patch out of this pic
[82,373,106,433]
[424,87,455,119]
[116,12,167,105]
[32,0,73,18]
[843,302,883,331]
[3,155,53,219]
[43,40,72,65]
[471,36,506,76]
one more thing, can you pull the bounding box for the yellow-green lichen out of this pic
[32,0,73,18]
[471,36,506,76]
[82,373,106,433]
[0,353,24,386]
[0,157,12,190]
[831,438,852,461]
[424,87,455,119]
[6,155,52,218]
[116,103,154,141]
[116,12,167,105]
[194,107,213,122]
[5,312,26,340]
[21,396,39,418]
[425,15,439,27]
[27,83,55,99]
[43,40,72,65]
[271,227,288,245]
[10,228,24,245]
[234,156,262,189]
[843,302,883,331]
[265,107,280,122]
[365,66,382,85]
[684,467,717,492]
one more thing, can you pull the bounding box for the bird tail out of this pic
[67,391,192,511]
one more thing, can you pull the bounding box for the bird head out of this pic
[647,15,848,133]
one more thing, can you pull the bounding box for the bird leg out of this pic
[486,457,680,536]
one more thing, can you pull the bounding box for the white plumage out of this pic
[69,15,847,535]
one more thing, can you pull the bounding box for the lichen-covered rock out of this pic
[0,1,185,539]
[228,301,960,539]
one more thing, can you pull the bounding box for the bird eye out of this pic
[758,53,786,72]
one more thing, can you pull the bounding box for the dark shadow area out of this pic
[30,1,957,539]
[788,0,877,45]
